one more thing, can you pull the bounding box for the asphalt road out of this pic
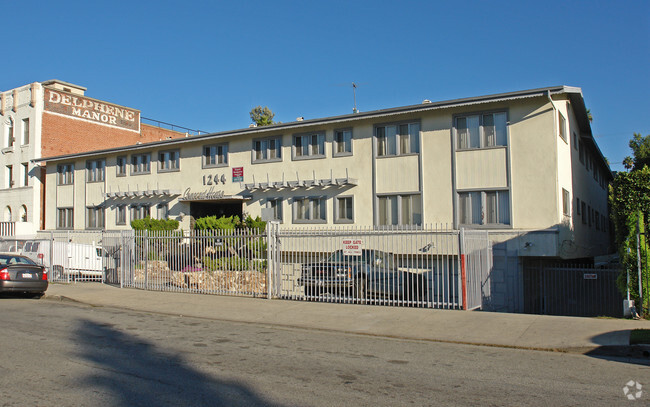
[0,296,648,406]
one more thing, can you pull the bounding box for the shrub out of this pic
[194,215,241,230]
[131,217,179,231]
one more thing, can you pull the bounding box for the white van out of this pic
[20,240,105,280]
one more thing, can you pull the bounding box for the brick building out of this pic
[0,80,192,232]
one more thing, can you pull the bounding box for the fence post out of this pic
[266,223,272,299]
[459,228,467,310]
[144,229,149,290]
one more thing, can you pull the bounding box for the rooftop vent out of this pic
[422,99,432,104]
[296,117,304,121]
[249,124,257,128]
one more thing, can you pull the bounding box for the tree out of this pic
[610,133,650,315]
[624,133,650,171]
[249,106,276,126]
[586,108,593,123]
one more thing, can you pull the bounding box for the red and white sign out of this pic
[342,239,362,256]
[232,167,244,182]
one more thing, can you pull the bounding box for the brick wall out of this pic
[41,114,188,157]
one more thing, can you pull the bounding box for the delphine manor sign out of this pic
[44,88,140,131]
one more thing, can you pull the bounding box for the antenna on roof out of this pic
[352,82,358,113]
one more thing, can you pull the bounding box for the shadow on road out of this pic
[584,330,650,366]
[74,319,284,406]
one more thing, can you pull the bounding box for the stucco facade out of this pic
[38,86,612,259]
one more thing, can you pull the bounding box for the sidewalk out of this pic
[44,282,650,353]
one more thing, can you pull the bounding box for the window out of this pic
[4,206,11,221]
[19,205,27,222]
[558,112,567,143]
[334,129,352,156]
[562,188,570,216]
[266,198,283,222]
[293,197,326,223]
[57,163,74,185]
[86,206,105,229]
[130,204,150,221]
[293,132,325,159]
[21,163,28,187]
[57,208,73,229]
[579,141,585,164]
[253,137,281,162]
[335,196,354,223]
[587,205,592,227]
[156,203,169,219]
[458,190,510,226]
[5,165,13,188]
[131,153,151,174]
[576,198,581,216]
[377,122,420,156]
[159,150,180,172]
[203,144,228,167]
[6,121,14,147]
[595,211,600,231]
[377,194,422,226]
[116,205,126,225]
[86,159,105,182]
[581,201,587,224]
[456,113,506,150]
[22,118,29,145]
[116,156,127,176]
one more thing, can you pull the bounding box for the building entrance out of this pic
[190,201,243,220]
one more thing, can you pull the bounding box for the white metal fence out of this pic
[269,223,462,308]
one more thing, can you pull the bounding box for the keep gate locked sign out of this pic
[342,239,363,256]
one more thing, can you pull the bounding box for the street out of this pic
[0,296,648,406]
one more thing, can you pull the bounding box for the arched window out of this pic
[20,205,27,222]
[4,206,11,222]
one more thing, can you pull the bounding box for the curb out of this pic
[41,293,648,359]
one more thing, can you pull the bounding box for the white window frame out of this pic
[333,129,353,157]
[57,163,74,185]
[265,198,283,222]
[156,203,169,219]
[57,207,73,229]
[334,196,354,224]
[131,153,151,175]
[86,206,105,229]
[116,156,127,177]
[558,112,567,143]
[293,132,325,160]
[116,205,127,225]
[252,137,282,163]
[457,190,510,226]
[5,165,13,188]
[203,143,228,168]
[376,122,420,157]
[86,159,106,183]
[130,204,150,221]
[293,197,327,223]
[21,163,28,187]
[6,120,14,148]
[158,150,180,172]
[22,118,29,145]
[377,194,422,226]
[455,112,507,150]
[562,188,570,217]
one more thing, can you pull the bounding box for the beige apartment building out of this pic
[37,85,612,260]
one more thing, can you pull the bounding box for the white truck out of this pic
[10,239,105,280]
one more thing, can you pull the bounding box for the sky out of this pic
[2,0,648,172]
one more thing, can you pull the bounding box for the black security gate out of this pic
[524,263,623,317]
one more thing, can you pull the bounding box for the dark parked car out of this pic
[0,254,48,296]
[298,249,428,302]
